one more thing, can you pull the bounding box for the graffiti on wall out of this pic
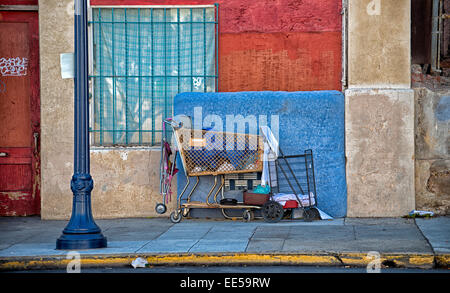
[0,57,29,76]
[193,77,203,90]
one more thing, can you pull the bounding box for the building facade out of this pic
[0,0,448,219]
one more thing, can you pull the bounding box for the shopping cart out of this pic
[156,118,320,223]
[160,117,266,223]
[155,118,181,215]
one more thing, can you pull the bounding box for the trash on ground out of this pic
[291,207,333,220]
[131,257,148,268]
[316,207,333,220]
[406,210,435,218]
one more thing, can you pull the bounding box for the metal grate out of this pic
[89,5,219,146]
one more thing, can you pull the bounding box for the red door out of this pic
[0,11,40,216]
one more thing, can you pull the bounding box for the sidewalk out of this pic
[0,216,449,271]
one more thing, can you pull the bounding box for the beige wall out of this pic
[345,0,415,217]
[348,0,410,88]
[39,0,175,219]
[39,0,74,219]
[345,89,415,217]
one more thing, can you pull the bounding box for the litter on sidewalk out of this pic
[407,210,435,218]
[131,257,148,268]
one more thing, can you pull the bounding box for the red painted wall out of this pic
[90,0,342,91]
[0,0,38,5]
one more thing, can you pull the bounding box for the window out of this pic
[89,5,218,146]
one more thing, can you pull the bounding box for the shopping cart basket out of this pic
[160,117,266,223]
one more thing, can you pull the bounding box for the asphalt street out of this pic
[6,265,450,274]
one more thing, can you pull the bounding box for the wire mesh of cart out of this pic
[163,119,266,223]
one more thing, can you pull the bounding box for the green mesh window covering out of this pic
[90,6,218,146]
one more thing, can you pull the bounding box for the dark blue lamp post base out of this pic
[56,174,107,250]
[56,234,107,250]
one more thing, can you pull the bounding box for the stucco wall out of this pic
[90,148,177,218]
[414,88,450,215]
[348,0,410,88]
[345,89,415,217]
[40,0,342,219]
[345,0,415,217]
[39,0,75,219]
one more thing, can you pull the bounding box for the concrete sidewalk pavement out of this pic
[0,216,449,271]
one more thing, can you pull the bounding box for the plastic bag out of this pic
[131,257,148,268]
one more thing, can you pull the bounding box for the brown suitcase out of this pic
[243,190,270,205]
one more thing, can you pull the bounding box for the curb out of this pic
[1,252,446,271]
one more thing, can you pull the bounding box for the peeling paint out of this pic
[414,88,450,215]
[435,96,450,122]
[1,191,29,200]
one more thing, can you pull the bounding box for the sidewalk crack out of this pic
[135,240,153,253]
[414,219,436,255]
[414,219,438,269]
[244,227,257,252]
[187,226,213,253]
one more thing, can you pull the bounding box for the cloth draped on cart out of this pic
[272,193,316,207]
[260,126,279,187]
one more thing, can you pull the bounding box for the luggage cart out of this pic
[163,118,266,223]
[261,149,320,223]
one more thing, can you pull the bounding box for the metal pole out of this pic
[56,0,107,250]
[341,0,347,90]
[431,0,441,73]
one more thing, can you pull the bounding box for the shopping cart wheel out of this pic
[262,201,284,223]
[242,210,254,222]
[170,211,182,223]
[155,203,167,215]
[304,207,320,222]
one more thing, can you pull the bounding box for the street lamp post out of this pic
[56,0,107,250]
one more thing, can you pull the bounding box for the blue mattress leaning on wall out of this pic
[173,91,347,218]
